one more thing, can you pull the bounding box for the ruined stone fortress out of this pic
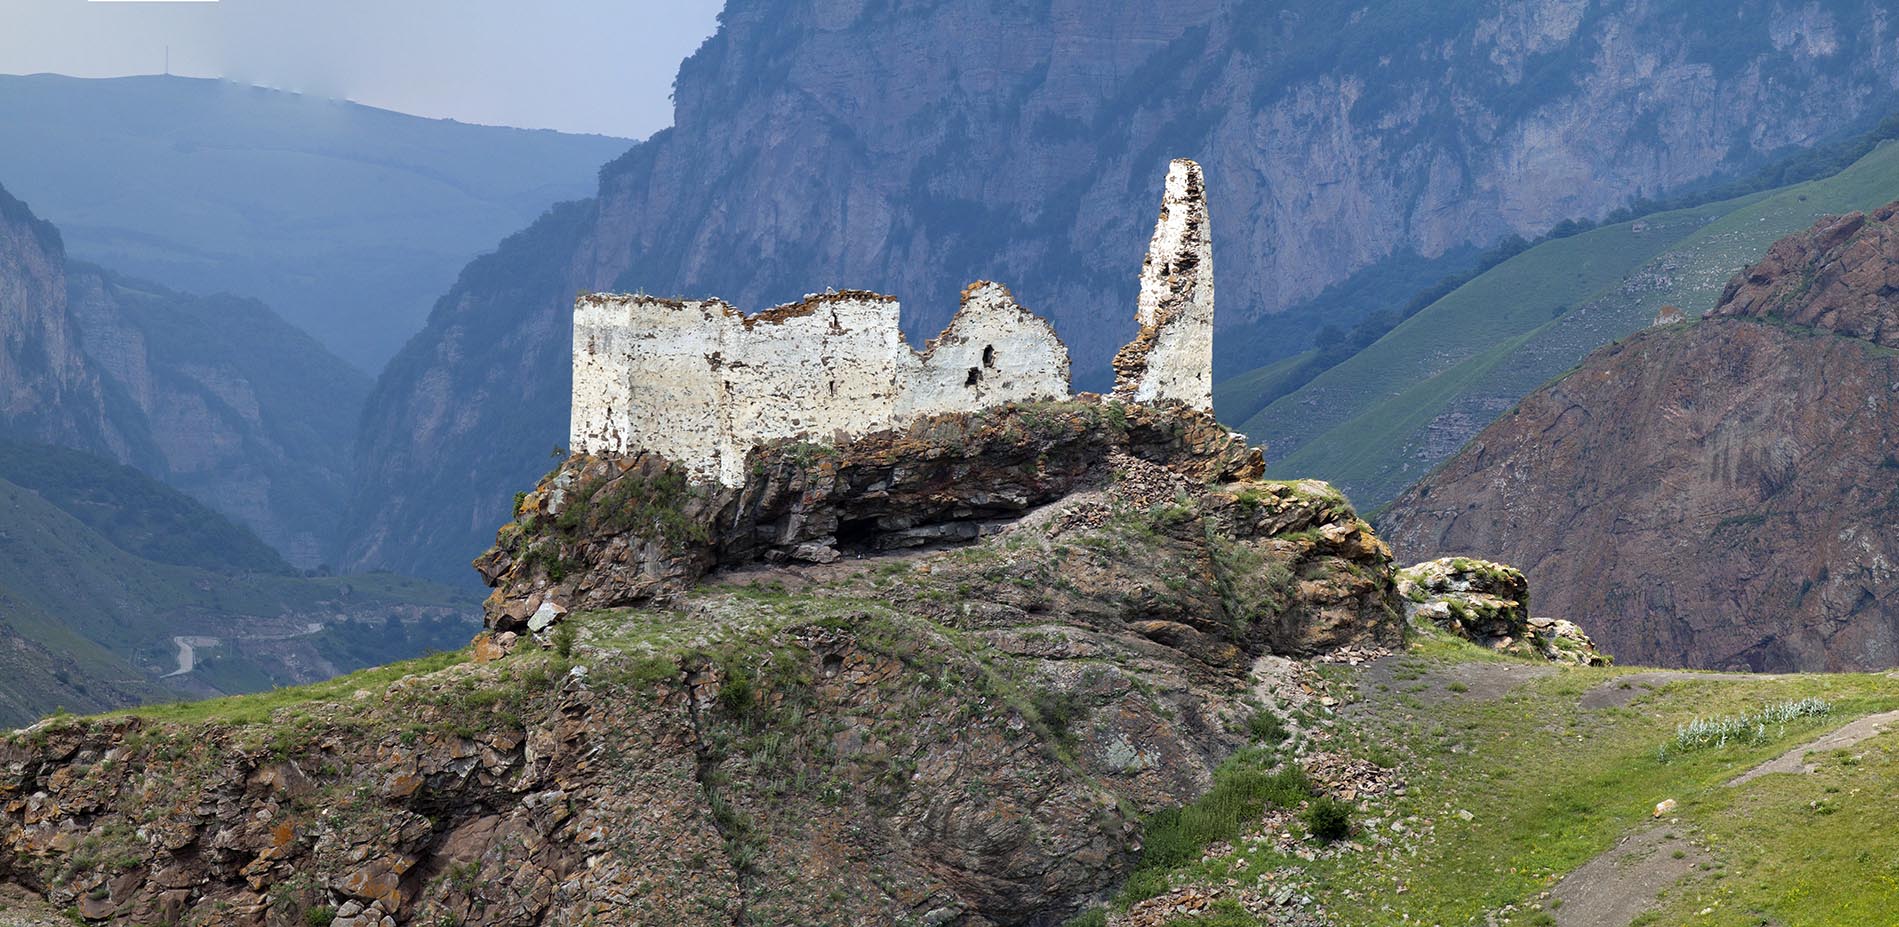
[571,159,1215,486]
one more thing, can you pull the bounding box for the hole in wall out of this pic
[965,367,981,387]
[836,517,881,550]
[821,653,844,678]
[982,344,996,367]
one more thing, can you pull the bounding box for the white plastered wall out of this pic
[572,285,1074,486]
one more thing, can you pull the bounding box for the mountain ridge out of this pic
[0,73,631,371]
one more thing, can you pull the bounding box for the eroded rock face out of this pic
[478,400,1265,629]
[1710,203,1899,345]
[1395,558,1607,666]
[1382,205,1899,671]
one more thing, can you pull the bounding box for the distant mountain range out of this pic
[0,74,629,371]
[0,180,361,564]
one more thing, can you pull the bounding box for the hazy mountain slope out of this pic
[1380,204,1899,671]
[0,440,287,574]
[0,74,630,370]
[0,184,130,460]
[348,0,1899,584]
[65,267,371,565]
[0,181,367,564]
[1250,139,1899,510]
[0,446,475,725]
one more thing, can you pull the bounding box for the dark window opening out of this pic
[982,344,996,367]
[965,367,981,386]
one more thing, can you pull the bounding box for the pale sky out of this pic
[0,0,726,138]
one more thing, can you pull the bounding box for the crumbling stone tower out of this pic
[569,159,1217,486]
[1112,158,1214,408]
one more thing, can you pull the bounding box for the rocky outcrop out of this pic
[0,182,365,567]
[1395,558,1607,666]
[1709,202,1899,344]
[347,0,1899,584]
[0,399,1401,925]
[477,400,1398,657]
[1382,204,1899,671]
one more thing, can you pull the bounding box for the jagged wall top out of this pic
[570,159,1215,486]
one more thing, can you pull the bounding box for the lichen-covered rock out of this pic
[1524,616,1611,667]
[1396,558,1607,665]
[476,399,1266,632]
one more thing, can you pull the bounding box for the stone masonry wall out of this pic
[1113,159,1214,408]
[571,159,1211,486]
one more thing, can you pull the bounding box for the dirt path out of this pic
[1544,699,1899,925]
[1548,825,1709,927]
[1355,655,1553,708]
[1728,708,1899,786]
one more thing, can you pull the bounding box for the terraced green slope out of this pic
[1237,141,1899,511]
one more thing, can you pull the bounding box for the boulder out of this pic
[1397,558,1608,665]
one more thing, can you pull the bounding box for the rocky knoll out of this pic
[478,400,1396,658]
[0,400,1402,925]
[1381,204,1899,672]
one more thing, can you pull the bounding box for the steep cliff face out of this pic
[62,271,369,567]
[0,184,366,566]
[349,0,1899,584]
[0,186,127,460]
[1380,204,1899,671]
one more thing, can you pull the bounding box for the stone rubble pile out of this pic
[1300,752,1402,803]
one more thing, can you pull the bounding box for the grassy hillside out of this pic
[1235,140,1899,511]
[0,74,629,369]
[56,600,1899,925]
[1066,630,1899,925]
[0,448,477,726]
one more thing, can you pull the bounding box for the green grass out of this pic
[1306,665,1899,925]
[1212,349,1318,431]
[1642,728,1899,925]
[1233,140,1899,508]
[105,648,469,726]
